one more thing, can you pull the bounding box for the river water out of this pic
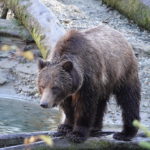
[0,97,122,134]
[0,98,61,134]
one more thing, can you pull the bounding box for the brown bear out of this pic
[37,24,140,143]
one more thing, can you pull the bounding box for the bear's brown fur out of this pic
[37,24,140,143]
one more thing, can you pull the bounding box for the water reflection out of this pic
[0,98,61,134]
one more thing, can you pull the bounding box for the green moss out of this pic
[102,0,150,30]
[31,28,48,59]
[30,140,149,150]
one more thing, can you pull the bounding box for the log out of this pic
[0,19,33,42]
[0,131,150,150]
[2,0,65,58]
[102,0,150,31]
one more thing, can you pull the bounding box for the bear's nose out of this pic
[40,102,48,108]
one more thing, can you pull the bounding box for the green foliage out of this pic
[24,135,53,146]
[133,120,150,149]
[31,28,48,59]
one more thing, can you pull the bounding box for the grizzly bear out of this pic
[37,24,140,143]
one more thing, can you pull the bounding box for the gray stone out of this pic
[0,59,17,69]
[0,51,9,58]
[0,70,7,85]
[15,63,37,75]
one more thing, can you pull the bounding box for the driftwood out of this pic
[2,0,65,58]
[0,131,150,150]
[0,19,33,42]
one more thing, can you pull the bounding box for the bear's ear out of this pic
[62,61,73,72]
[38,58,48,70]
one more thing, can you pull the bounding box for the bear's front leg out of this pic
[67,85,97,143]
[67,106,96,143]
[53,97,74,137]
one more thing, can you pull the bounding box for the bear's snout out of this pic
[40,102,49,108]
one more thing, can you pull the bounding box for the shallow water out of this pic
[0,98,61,134]
[0,97,149,135]
[0,98,121,135]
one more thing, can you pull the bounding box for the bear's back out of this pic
[82,25,137,82]
[49,25,138,86]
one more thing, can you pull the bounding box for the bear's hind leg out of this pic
[53,96,74,137]
[113,79,140,141]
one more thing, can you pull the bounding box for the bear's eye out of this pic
[51,87,61,94]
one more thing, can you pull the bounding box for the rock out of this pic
[0,70,7,85]
[0,19,33,41]
[0,59,17,69]
[15,63,37,75]
[0,51,9,58]
[132,44,150,57]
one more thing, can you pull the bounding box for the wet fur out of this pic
[38,24,140,143]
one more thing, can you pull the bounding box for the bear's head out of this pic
[37,59,82,108]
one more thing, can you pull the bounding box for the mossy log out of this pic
[0,19,33,41]
[102,0,150,31]
[0,131,150,150]
[2,0,65,59]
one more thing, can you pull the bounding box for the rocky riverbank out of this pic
[0,0,150,129]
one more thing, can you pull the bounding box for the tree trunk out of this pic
[2,0,65,59]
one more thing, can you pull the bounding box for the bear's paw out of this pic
[67,131,87,143]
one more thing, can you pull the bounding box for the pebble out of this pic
[0,71,7,85]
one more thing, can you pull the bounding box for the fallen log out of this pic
[2,0,65,58]
[0,131,150,150]
[102,0,150,31]
[0,19,33,42]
